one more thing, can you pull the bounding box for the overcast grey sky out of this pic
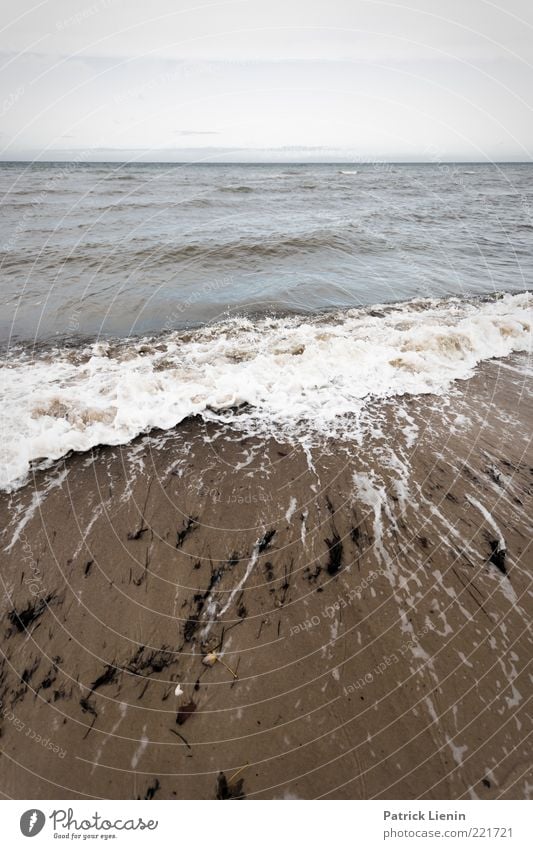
[1,0,532,161]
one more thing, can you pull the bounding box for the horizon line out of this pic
[1,159,532,166]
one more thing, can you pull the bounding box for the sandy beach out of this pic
[0,353,531,800]
[1,1,533,836]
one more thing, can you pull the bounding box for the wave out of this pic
[0,292,530,491]
[218,185,254,193]
[0,226,395,274]
[1,227,382,273]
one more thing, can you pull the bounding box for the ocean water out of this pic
[1,161,532,344]
[0,162,532,490]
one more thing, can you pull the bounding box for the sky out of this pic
[1,0,532,161]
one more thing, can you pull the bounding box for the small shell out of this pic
[174,683,184,696]
[202,652,218,667]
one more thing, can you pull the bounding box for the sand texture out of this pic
[0,355,531,799]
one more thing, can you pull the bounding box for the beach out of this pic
[1,352,531,800]
[1,0,533,832]
[1,161,532,801]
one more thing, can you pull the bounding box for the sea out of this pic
[0,161,531,490]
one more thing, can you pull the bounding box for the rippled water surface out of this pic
[1,162,532,345]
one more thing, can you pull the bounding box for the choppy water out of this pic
[1,162,532,345]
[0,162,532,491]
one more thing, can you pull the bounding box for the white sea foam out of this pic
[285,497,298,524]
[0,292,530,491]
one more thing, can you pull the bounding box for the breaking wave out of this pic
[0,291,530,491]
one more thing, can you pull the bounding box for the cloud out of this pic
[0,1,532,160]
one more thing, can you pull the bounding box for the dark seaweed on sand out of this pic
[8,593,56,633]
[80,697,97,717]
[325,532,343,575]
[176,700,197,725]
[257,529,276,553]
[127,526,148,540]
[90,664,120,692]
[182,560,234,643]
[126,644,178,675]
[216,771,246,800]
[142,778,160,800]
[489,540,507,575]
[176,516,198,548]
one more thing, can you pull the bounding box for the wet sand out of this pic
[0,354,532,800]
